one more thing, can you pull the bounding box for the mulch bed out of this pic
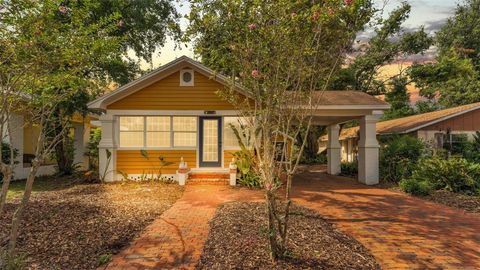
[197,202,380,270]
[1,180,183,270]
[424,190,480,214]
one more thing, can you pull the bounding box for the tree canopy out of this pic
[410,0,480,108]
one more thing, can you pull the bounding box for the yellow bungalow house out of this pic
[88,56,390,185]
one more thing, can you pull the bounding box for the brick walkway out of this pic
[101,185,262,270]
[292,171,480,270]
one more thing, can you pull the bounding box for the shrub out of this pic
[341,161,358,176]
[299,152,327,165]
[379,135,428,182]
[399,178,433,196]
[406,157,480,195]
[234,149,261,188]
[86,128,101,170]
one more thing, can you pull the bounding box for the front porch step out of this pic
[187,178,229,185]
[189,173,229,179]
[187,172,230,185]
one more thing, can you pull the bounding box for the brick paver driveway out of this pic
[292,170,480,270]
[101,185,262,270]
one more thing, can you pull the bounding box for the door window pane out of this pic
[203,119,218,161]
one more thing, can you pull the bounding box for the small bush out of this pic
[379,135,428,182]
[399,178,433,196]
[299,153,327,165]
[98,253,112,266]
[341,161,358,176]
[405,157,480,195]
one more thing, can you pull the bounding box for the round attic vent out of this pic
[182,71,192,83]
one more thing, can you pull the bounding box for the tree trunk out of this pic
[55,138,69,175]
[265,190,280,261]
[0,167,13,215]
[6,161,39,261]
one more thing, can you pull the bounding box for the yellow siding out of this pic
[116,150,196,174]
[107,71,235,110]
[23,123,40,155]
[224,150,238,168]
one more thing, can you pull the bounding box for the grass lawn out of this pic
[1,175,184,270]
[6,174,80,200]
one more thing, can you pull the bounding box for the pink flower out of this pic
[291,12,297,17]
[265,182,272,190]
[344,0,353,5]
[312,11,320,21]
[248,23,256,30]
[58,5,68,14]
[251,69,258,78]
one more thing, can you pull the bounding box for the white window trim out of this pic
[117,115,198,150]
[180,69,194,87]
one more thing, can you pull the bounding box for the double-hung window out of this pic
[119,116,197,148]
[119,117,144,147]
[146,117,171,147]
[173,117,197,147]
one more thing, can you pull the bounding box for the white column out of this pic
[327,124,341,175]
[358,115,380,185]
[229,158,237,186]
[9,113,24,179]
[98,114,117,182]
[73,122,90,170]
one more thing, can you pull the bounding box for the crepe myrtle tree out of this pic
[188,0,373,260]
[0,0,124,266]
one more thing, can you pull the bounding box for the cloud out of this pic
[424,18,449,33]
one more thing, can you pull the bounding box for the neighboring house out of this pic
[4,113,92,180]
[319,102,480,162]
[88,56,390,185]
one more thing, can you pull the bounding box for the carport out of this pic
[310,91,390,185]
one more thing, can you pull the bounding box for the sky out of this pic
[138,0,459,70]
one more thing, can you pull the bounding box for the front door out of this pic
[199,116,222,167]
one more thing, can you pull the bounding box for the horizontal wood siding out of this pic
[116,150,196,174]
[107,71,235,110]
[421,109,480,131]
[224,150,238,168]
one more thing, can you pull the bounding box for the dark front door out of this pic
[199,116,222,167]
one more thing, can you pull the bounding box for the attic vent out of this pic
[180,69,194,86]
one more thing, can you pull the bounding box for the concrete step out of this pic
[187,178,229,185]
[189,173,229,179]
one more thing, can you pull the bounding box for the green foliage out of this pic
[409,0,480,108]
[98,253,112,266]
[234,149,261,188]
[299,153,327,165]
[86,128,102,170]
[382,76,415,120]
[229,123,261,188]
[399,178,433,196]
[406,157,480,195]
[379,135,428,182]
[436,0,480,72]
[138,150,175,182]
[330,2,432,94]
[341,161,358,176]
[1,141,18,166]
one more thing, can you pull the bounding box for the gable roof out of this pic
[88,56,247,110]
[322,102,480,141]
[88,55,389,110]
